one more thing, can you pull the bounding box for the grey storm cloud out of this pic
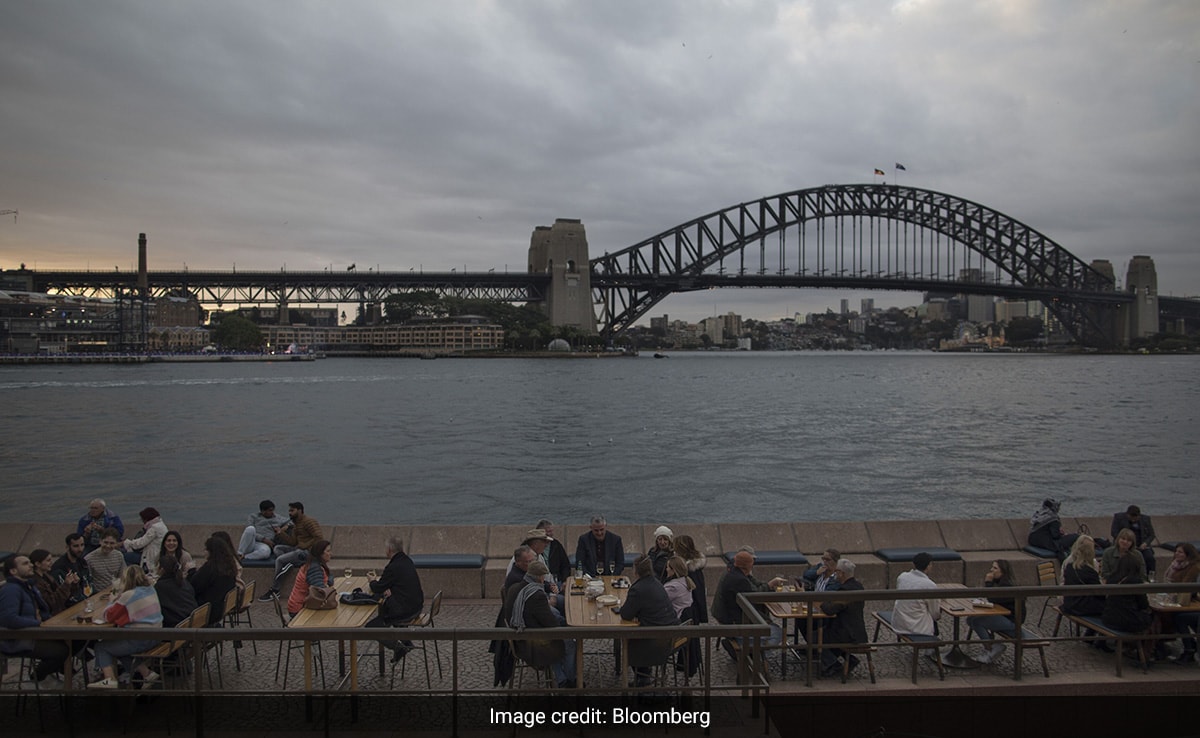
[2,0,1197,320]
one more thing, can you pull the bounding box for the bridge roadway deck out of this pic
[4,596,1196,737]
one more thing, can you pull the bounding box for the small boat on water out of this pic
[653,352,669,359]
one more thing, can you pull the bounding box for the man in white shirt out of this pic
[891,552,940,637]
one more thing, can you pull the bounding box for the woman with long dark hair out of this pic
[287,539,333,618]
[967,559,1023,664]
[158,531,195,574]
[155,554,198,627]
[188,536,238,626]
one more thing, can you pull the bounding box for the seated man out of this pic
[0,554,71,687]
[711,550,785,650]
[503,560,576,688]
[259,501,324,600]
[891,552,939,637]
[1027,498,1078,561]
[237,499,288,561]
[1111,505,1158,578]
[365,536,424,662]
[574,515,624,577]
[819,559,868,677]
[615,555,678,686]
[77,499,124,555]
[83,527,126,591]
[535,518,572,584]
[50,533,91,607]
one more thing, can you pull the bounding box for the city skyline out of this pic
[2,1,1198,323]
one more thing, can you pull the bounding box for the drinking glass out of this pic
[344,567,353,580]
[607,561,615,576]
[367,569,377,581]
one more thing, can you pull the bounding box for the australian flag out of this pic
[895,163,907,171]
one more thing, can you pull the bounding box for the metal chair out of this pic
[395,590,443,685]
[224,581,258,669]
[1036,560,1060,627]
[271,592,324,689]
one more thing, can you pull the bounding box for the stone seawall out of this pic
[3,515,1196,600]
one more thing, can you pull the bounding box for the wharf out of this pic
[0,352,316,364]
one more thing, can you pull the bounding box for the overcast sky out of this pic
[2,0,1197,323]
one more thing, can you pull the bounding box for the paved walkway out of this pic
[3,595,1197,737]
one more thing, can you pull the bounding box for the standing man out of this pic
[259,501,324,600]
[77,499,124,554]
[891,552,940,637]
[536,518,572,584]
[1111,505,1158,579]
[616,555,679,686]
[574,515,625,576]
[819,559,868,677]
[365,535,424,662]
[237,499,288,561]
[51,533,91,606]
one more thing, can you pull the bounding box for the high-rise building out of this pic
[840,298,849,315]
[861,298,874,315]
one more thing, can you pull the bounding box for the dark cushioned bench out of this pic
[240,557,277,568]
[722,550,810,567]
[410,554,484,569]
[1022,545,1058,559]
[874,547,961,562]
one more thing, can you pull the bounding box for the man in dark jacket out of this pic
[1111,505,1158,578]
[366,536,424,662]
[819,558,868,677]
[574,515,625,576]
[0,554,71,685]
[77,499,124,554]
[616,555,679,685]
[502,560,576,688]
[50,533,91,607]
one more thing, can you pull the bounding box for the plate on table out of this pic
[596,594,619,606]
[970,598,993,608]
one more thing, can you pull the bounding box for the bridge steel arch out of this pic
[590,184,1127,346]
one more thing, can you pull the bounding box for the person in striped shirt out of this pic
[86,566,164,690]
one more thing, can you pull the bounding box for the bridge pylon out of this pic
[528,219,597,334]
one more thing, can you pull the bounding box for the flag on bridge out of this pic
[895,163,907,171]
[874,168,886,176]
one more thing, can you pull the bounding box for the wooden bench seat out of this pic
[871,610,944,684]
[1058,612,1148,675]
[994,626,1051,678]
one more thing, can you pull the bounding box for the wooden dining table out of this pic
[40,591,116,689]
[563,575,637,687]
[937,582,1011,668]
[286,575,379,692]
[765,599,830,678]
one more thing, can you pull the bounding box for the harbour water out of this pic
[1,352,1195,525]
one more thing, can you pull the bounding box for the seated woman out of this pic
[287,539,333,619]
[663,556,696,620]
[1028,498,1078,561]
[159,531,196,575]
[1061,535,1110,651]
[967,560,1024,664]
[123,507,168,571]
[155,555,198,628]
[1102,552,1152,656]
[188,536,239,626]
[646,526,674,581]
[1100,528,1146,583]
[86,565,163,689]
[30,548,74,616]
[673,535,708,624]
[1165,543,1200,664]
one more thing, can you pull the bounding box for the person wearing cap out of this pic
[574,515,625,577]
[123,507,168,571]
[711,550,785,654]
[502,560,576,688]
[891,552,940,637]
[647,526,674,581]
[536,519,572,584]
[237,499,289,561]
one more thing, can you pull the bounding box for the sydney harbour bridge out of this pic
[22,184,1200,348]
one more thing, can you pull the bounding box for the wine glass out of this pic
[343,567,353,581]
[607,560,615,576]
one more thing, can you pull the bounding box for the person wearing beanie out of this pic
[123,506,168,572]
[647,525,674,581]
